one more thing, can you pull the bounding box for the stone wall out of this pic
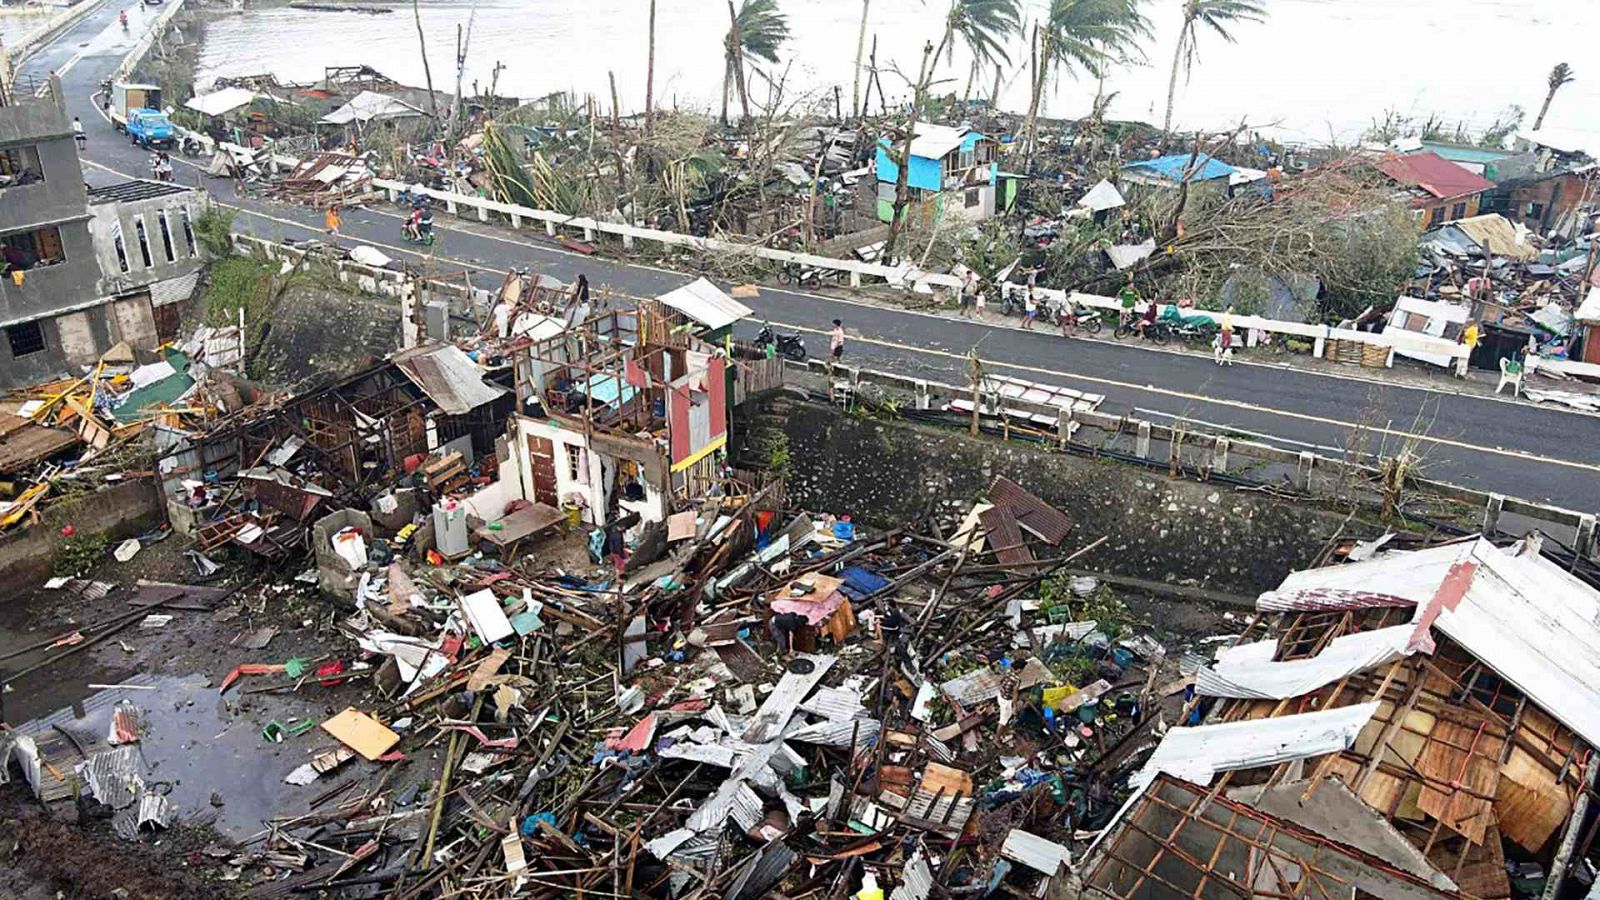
[739,396,1382,597]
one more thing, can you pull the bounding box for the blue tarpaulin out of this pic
[839,566,890,600]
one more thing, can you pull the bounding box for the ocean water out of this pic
[195,0,1600,144]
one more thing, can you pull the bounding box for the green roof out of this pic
[113,349,195,423]
[1418,142,1514,164]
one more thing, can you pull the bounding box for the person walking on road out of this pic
[72,117,86,151]
[324,203,343,238]
[1022,287,1038,330]
[828,319,845,371]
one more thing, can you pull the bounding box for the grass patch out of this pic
[53,531,109,577]
[204,257,275,327]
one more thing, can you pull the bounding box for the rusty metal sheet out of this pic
[987,476,1071,545]
[978,504,1034,571]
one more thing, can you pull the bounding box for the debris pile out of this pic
[61,465,1248,900]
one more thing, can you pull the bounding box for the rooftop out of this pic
[86,180,194,204]
[1374,151,1495,200]
[1121,152,1236,183]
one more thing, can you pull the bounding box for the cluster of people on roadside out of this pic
[149,150,174,182]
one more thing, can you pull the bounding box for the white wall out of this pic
[514,416,608,527]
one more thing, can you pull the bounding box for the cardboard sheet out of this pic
[321,708,400,760]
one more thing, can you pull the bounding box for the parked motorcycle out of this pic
[778,262,822,288]
[179,134,203,157]
[1061,306,1104,335]
[1113,315,1171,345]
[756,323,808,362]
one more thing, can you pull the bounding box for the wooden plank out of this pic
[1415,720,1503,845]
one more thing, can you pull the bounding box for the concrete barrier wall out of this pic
[789,359,1598,561]
[0,479,161,586]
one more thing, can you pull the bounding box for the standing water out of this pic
[197,0,1599,144]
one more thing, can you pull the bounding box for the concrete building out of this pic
[86,179,209,343]
[0,77,210,388]
[0,77,110,387]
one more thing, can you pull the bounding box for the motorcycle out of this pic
[1113,315,1171,345]
[179,134,203,157]
[401,222,436,246]
[778,262,822,288]
[1060,306,1104,335]
[755,323,808,362]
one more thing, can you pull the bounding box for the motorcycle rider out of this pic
[403,207,423,241]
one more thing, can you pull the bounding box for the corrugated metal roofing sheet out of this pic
[939,667,1004,706]
[1001,829,1072,875]
[1196,624,1414,700]
[1134,702,1381,790]
[81,745,143,809]
[686,778,763,833]
[726,840,797,900]
[978,504,1034,571]
[1375,151,1495,200]
[1271,537,1600,748]
[889,849,934,900]
[1122,152,1236,183]
[786,717,879,748]
[393,343,509,415]
[741,654,834,743]
[656,277,753,331]
[798,685,867,721]
[987,476,1072,545]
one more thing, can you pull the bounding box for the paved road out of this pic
[26,10,1600,515]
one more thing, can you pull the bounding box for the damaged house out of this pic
[1083,534,1600,899]
[500,288,749,537]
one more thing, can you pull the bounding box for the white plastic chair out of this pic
[1497,357,1523,397]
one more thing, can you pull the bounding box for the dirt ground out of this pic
[0,536,382,898]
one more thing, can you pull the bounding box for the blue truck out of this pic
[111,83,175,149]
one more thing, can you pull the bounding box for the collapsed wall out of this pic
[739,394,1382,597]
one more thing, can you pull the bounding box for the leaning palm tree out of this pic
[1020,0,1150,167]
[938,0,1023,111]
[722,0,790,126]
[1532,63,1574,131]
[1161,0,1265,140]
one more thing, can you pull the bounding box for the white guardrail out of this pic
[111,0,187,83]
[5,0,110,69]
[371,178,962,291]
[1004,282,1472,376]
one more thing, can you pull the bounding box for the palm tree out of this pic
[1020,0,1150,167]
[1161,0,1266,140]
[940,0,1023,73]
[939,0,1022,114]
[1532,63,1575,131]
[722,0,790,126]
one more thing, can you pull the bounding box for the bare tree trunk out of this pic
[721,58,731,125]
[411,0,439,119]
[885,40,935,264]
[1161,20,1187,145]
[645,0,656,136]
[851,0,871,120]
[727,1,751,127]
[1532,85,1557,131]
[1021,25,1047,171]
[961,59,975,113]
